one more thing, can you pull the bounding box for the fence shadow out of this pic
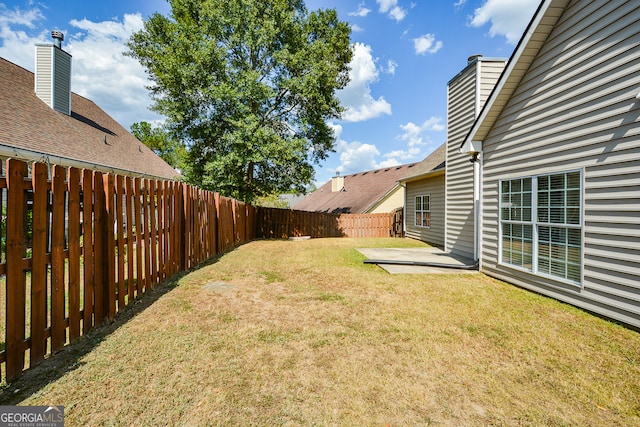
[0,271,185,404]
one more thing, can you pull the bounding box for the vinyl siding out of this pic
[367,186,405,214]
[446,65,477,258]
[405,173,445,246]
[35,45,53,107]
[481,0,640,328]
[52,48,71,115]
[446,59,506,259]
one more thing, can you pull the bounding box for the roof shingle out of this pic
[400,143,446,183]
[295,163,417,214]
[0,57,179,179]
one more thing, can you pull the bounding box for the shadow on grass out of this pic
[0,252,230,405]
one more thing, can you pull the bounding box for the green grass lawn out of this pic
[3,238,639,426]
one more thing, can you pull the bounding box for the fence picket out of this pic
[50,165,67,353]
[115,175,125,312]
[67,167,81,341]
[93,171,106,324]
[133,178,143,296]
[125,177,135,301]
[149,180,158,287]
[5,159,28,381]
[30,162,48,366]
[82,169,95,334]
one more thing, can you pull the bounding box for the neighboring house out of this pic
[0,32,179,180]
[401,55,507,250]
[399,143,446,247]
[295,163,417,214]
[460,0,640,329]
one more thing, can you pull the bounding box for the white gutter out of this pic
[0,143,172,180]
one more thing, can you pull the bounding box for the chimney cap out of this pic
[51,30,64,48]
[468,54,483,64]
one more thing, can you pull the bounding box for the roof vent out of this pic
[51,30,64,48]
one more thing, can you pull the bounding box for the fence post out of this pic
[5,159,28,381]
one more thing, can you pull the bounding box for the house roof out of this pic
[399,143,446,183]
[0,57,180,180]
[461,0,571,152]
[295,162,418,214]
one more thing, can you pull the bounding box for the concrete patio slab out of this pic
[357,247,479,275]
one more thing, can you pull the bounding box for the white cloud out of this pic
[0,4,47,69]
[351,24,364,33]
[413,33,443,55]
[376,0,407,22]
[377,158,401,168]
[0,4,44,27]
[0,7,162,129]
[64,14,159,128]
[469,0,539,45]
[337,42,392,123]
[335,139,380,174]
[379,117,444,164]
[328,122,343,140]
[332,116,445,174]
[349,2,371,17]
[386,59,397,75]
[454,0,467,9]
[388,6,407,22]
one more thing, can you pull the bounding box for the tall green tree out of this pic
[127,0,352,202]
[130,121,186,170]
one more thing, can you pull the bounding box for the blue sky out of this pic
[0,0,539,185]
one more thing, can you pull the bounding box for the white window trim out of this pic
[498,169,584,287]
[415,194,431,229]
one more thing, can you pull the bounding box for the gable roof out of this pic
[295,162,417,214]
[399,143,446,183]
[0,57,179,179]
[461,0,571,152]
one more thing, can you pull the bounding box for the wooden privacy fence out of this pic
[256,207,395,238]
[0,158,396,382]
[0,158,256,382]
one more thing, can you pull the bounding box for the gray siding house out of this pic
[461,0,640,329]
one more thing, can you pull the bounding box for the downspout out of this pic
[472,152,481,265]
[399,181,407,236]
[472,58,482,266]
